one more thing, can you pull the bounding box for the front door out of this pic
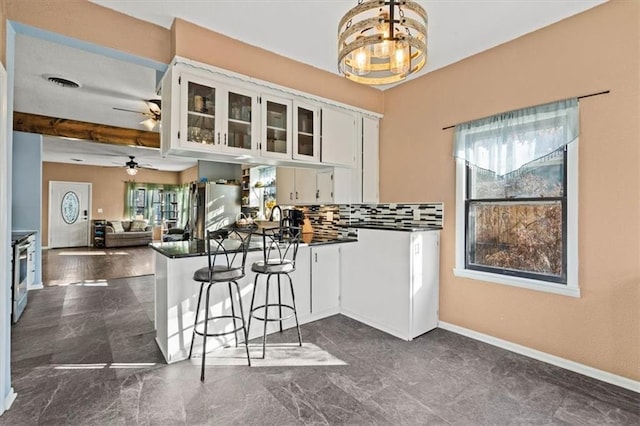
[49,181,91,248]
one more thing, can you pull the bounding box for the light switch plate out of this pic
[413,207,420,221]
[97,208,103,213]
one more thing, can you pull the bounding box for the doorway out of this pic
[48,181,91,248]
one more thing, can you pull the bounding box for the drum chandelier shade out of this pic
[338,0,428,85]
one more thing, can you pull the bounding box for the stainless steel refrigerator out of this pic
[188,182,241,240]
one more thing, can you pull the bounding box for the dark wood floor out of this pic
[42,246,155,286]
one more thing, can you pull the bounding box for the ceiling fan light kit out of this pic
[338,0,428,85]
[125,166,138,176]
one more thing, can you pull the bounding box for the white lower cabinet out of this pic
[311,245,341,317]
[340,229,440,341]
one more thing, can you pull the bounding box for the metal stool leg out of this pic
[277,274,283,333]
[189,282,205,359]
[287,273,303,347]
[233,281,251,366]
[246,273,259,343]
[201,283,213,382]
[228,282,238,347]
[261,275,272,359]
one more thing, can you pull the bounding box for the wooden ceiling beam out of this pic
[12,111,160,149]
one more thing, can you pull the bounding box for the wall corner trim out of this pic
[437,321,640,393]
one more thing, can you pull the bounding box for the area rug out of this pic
[191,343,347,367]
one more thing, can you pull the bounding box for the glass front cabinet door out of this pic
[224,88,259,154]
[178,71,258,155]
[180,73,218,152]
[293,102,320,162]
[261,94,292,159]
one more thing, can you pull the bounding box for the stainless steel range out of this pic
[11,232,35,323]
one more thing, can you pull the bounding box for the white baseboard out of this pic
[28,282,43,290]
[2,387,16,414]
[438,321,640,393]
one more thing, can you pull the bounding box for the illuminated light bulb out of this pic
[352,36,371,75]
[390,39,410,75]
[373,13,391,58]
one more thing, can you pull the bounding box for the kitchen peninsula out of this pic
[151,233,357,363]
[151,218,441,364]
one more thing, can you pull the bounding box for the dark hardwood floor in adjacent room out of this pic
[42,246,155,286]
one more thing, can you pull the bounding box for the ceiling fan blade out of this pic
[112,107,146,116]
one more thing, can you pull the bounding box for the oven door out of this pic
[13,241,29,322]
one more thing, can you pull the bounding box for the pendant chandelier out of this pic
[338,0,428,85]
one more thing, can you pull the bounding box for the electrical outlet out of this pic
[97,208,103,213]
[412,207,420,221]
[326,211,334,221]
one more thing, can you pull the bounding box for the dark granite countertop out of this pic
[342,222,442,232]
[11,231,36,246]
[151,235,357,259]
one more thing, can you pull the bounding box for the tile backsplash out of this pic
[292,203,443,237]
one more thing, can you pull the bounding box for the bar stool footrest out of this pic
[250,303,296,322]
[194,315,246,338]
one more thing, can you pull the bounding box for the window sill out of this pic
[453,268,580,298]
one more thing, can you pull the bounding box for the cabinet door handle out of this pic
[289,192,293,201]
[224,133,227,145]
[314,253,317,262]
[295,192,299,200]
[217,132,220,144]
[316,189,319,199]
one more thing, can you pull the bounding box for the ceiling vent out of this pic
[45,75,81,89]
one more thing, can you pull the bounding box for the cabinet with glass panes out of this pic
[293,102,320,162]
[162,67,259,157]
[261,94,292,160]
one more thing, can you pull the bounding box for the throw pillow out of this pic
[110,220,124,233]
[130,219,148,232]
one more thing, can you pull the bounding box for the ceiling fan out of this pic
[113,99,161,131]
[116,155,157,176]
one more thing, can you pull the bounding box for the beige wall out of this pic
[381,0,639,380]
[179,166,197,184]
[42,162,180,244]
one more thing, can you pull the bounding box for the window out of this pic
[125,183,189,228]
[454,99,579,297]
[134,188,146,217]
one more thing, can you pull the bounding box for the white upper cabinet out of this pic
[161,59,380,191]
[362,116,380,203]
[276,167,317,205]
[321,107,357,168]
[161,67,259,157]
[293,102,321,162]
[316,169,334,204]
[224,88,259,154]
[261,94,292,160]
[275,167,295,205]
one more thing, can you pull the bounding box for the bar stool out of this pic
[247,226,302,359]
[189,227,252,381]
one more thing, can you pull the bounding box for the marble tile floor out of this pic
[3,275,639,425]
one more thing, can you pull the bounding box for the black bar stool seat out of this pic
[193,265,244,282]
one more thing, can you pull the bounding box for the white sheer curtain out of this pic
[454,99,579,176]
